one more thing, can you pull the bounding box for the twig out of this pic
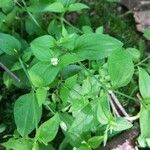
[109,90,130,118]
[119,10,133,18]
[0,62,20,82]
[109,97,121,117]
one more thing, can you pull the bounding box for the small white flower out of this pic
[81,141,86,144]
[51,57,58,66]
[60,121,67,131]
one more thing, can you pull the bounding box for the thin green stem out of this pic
[114,90,139,102]
[14,0,41,28]
[52,13,83,34]
[63,18,83,34]
[135,55,150,67]
[18,57,34,89]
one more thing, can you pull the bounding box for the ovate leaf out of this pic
[31,35,56,62]
[29,62,60,87]
[2,138,33,150]
[74,33,123,60]
[60,65,82,79]
[60,53,84,67]
[14,93,42,136]
[139,67,150,99]
[0,33,21,55]
[108,49,134,88]
[43,2,65,13]
[88,136,103,149]
[36,113,60,145]
[28,2,65,13]
[112,117,133,132]
[126,48,140,62]
[140,107,150,138]
[138,107,150,147]
[68,3,89,12]
[0,0,14,9]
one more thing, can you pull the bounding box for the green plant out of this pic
[0,0,150,149]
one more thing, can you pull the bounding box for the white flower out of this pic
[51,57,58,66]
[60,121,67,131]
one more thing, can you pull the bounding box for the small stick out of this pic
[0,62,20,82]
[119,10,133,18]
[109,97,121,117]
[108,90,130,118]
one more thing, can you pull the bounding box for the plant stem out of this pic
[126,113,140,122]
[135,55,150,67]
[18,57,34,89]
[63,18,83,34]
[0,62,20,82]
[14,0,41,28]
[114,90,138,102]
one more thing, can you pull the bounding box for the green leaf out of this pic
[28,2,65,13]
[57,0,76,6]
[14,93,42,137]
[60,65,82,79]
[108,49,134,88]
[88,136,103,149]
[68,3,89,12]
[126,48,140,62]
[97,95,112,125]
[144,29,150,40]
[29,62,60,87]
[106,0,120,2]
[60,53,84,67]
[60,75,77,104]
[36,113,60,145]
[138,107,150,147]
[0,123,6,133]
[44,2,65,13]
[139,67,150,99]
[140,107,150,138]
[36,87,48,107]
[31,35,56,62]
[0,33,21,55]
[59,112,74,131]
[77,143,91,150]
[82,26,93,34]
[2,138,33,150]
[69,104,94,132]
[96,26,103,34]
[112,117,133,131]
[0,0,14,8]
[67,103,98,146]
[74,33,123,60]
